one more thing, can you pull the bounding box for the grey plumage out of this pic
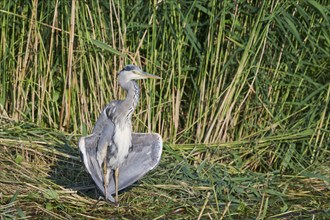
[78,65,162,203]
[79,132,162,199]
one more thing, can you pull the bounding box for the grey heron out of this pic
[78,65,162,204]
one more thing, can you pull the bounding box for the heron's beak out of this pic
[140,71,162,79]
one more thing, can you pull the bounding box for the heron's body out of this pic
[98,79,139,169]
[112,122,132,166]
[110,80,139,167]
[79,65,162,204]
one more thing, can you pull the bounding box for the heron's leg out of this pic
[103,160,108,199]
[115,167,119,203]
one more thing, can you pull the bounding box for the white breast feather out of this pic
[111,124,132,167]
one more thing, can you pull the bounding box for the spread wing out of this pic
[79,131,163,201]
[105,132,163,193]
[78,134,105,195]
[78,105,117,202]
[78,126,116,202]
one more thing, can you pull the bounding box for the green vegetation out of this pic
[0,0,329,219]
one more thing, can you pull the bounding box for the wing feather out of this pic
[78,105,116,202]
[78,135,104,192]
[106,133,163,194]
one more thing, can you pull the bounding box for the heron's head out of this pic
[118,65,161,84]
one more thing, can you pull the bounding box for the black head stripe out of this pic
[105,107,112,118]
[122,64,140,72]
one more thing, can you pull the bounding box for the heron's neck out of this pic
[122,80,140,120]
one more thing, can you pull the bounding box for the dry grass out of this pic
[1,116,329,219]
